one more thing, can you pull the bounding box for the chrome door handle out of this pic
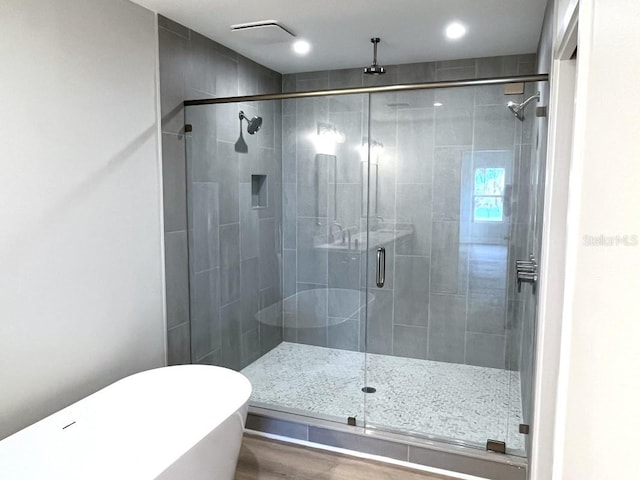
[376,247,385,288]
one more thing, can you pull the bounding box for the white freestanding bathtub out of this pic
[0,365,252,480]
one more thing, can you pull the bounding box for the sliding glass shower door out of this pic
[184,78,538,457]
[270,92,371,423]
[363,84,532,455]
[185,92,375,425]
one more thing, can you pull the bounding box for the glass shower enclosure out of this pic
[183,77,541,457]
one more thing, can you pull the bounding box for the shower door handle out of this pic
[376,247,386,288]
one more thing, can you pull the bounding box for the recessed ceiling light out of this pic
[434,102,443,107]
[292,40,311,55]
[445,22,467,40]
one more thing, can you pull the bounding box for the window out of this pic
[473,167,505,222]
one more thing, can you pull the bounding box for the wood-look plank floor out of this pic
[234,435,454,480]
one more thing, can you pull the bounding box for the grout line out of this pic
[393,322,429,329]
[167,321,189,332]
[161,130,185,137]
[430,291,467,298]
[466,331,508,338]
[392,182,434,186]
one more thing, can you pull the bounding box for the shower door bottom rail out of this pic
[246,406,528,480]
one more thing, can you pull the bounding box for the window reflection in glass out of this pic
[473,167,505,222]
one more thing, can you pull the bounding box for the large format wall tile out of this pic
[214,142,240,225]
[395,184,432,256]
[393,256,430,327]
[393,324,427,359]
[191,268,220,361]
[328,318,360,351]
[240,257,260,333]
[431,222,465,295]
[296,218,328,285]
[468,290,507,335]
[167,322,191,365]
[328,252,361,290]
[259,218,280,290]
[465,332,506,369]
[239,183,259,260]
[396,108,434,184]
[366,290,394,355]
[164,231,190,330]
[398,62,436,84]
[432,147,464,221]
[434,88,475,146]
[428,294,466,363]
[191,182,219,272]
[159,26,188,135]
[220,299,242,369]
[161,133,187,232]
[474,105,517,150]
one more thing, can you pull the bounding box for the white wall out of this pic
[0,0,166,439]
[552,0,640,478]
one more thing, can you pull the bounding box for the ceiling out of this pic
[133,0,548,74]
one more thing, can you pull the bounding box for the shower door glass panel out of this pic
[269,93,371,424]
[185,93,372,426]
[185,99,284,371]
[364,85,527,455]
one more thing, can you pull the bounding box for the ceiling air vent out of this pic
[230,20,295,44]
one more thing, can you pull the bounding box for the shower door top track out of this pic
[184,74,549,106]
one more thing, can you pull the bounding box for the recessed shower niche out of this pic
[251,174,267,209]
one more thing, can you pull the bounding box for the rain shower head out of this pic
[507,92,541,121]
[364,38,386,75]
[239,111,263,134]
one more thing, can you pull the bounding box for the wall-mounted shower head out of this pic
[364,38,386,75]
[239,111,263,134]
[507,92,540,121]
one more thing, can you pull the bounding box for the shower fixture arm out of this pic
[371,38,379,66]
[364,37,386,75]
[521,92,541,108]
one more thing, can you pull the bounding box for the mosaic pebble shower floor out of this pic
[241,342,525,453]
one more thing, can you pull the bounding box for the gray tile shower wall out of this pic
[158,15,282,366]
[282,54,536,369]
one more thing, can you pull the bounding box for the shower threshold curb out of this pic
[246,407,527,480]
